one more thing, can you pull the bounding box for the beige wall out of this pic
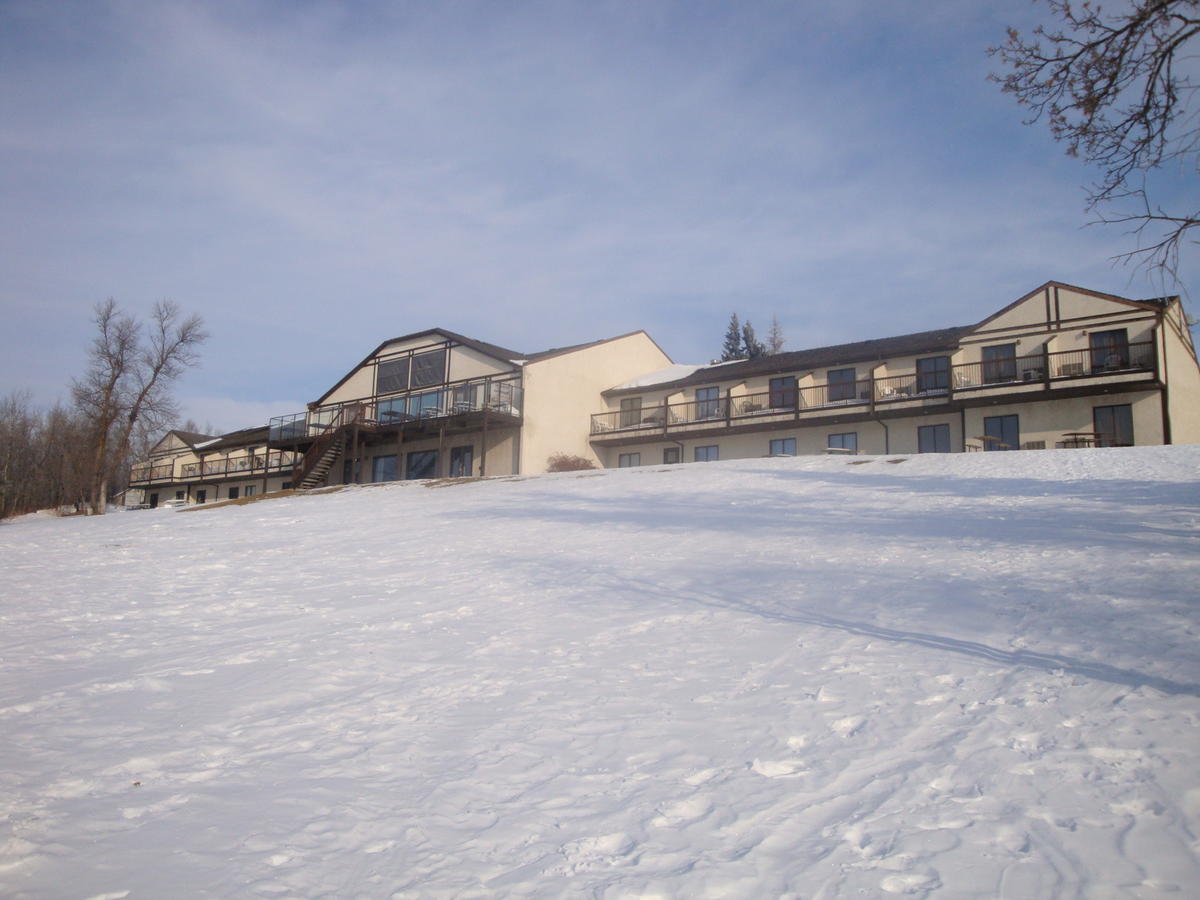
[1161,301,1200,443]
[322,428,520,485]
[962,390,1163,448]
[521,333,672,472]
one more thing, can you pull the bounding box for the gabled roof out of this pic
[604,324,973,395]
[313,328,526,406]
[523,330,672,365]
[972,280,1165,331]
[151,429,217,454]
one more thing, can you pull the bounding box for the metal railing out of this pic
[179,451,299,480]
[129,462,176,485]
[590,341,1157,436]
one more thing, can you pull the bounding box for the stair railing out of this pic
[290,403,367,487]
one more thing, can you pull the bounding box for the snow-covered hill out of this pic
[2,447,1199,898]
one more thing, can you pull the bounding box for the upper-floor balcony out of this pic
[268,377,523,444]
[129,450,300,485]
[590,340,1157,439]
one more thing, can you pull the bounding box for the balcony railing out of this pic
[590,341,1156,436]
[179,451,300,480]
[129,462,176,485]
[269,378,523,442]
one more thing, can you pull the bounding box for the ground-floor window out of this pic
[618,452,640,467]
[148,493,158,508]
[406,450,439,480]
[371,455,397,482]
[769,437,796,456]
[918,423,951,453]
[663,447,680,464]
[281,481,292,490]
[175,490,185,500]
[196,489,207,504]
[343,459,363,484]
[828,432,857,453]
[228,486,240,500]
[694,445,719,462]
[449,445,474,477]
[983,414,1019,450]
[244,485,256,497]
[1093,404,1134,447]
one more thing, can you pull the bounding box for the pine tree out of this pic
[742,321,766,359]
[721,313,744,361]
[767,314,785,355]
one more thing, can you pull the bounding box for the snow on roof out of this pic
[608,363,704,390]
[192,438,222,449]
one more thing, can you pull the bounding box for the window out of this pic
[244,485,256,497]
[377,396,410,424]
[196,489,207,504]
[769,375,798,409]
[828,432,857,453]
[620,397,643,427]
[343,458,362,484]
[1090,329,1129,371]
[228,486,240,500]
[371,455,397,482]
[377,357,410,394]
[449,445,474,477]
[982,344,1017,383]
[769,437,796,456]
[916,356,950,392]
[827,368,856,401]
[662,447,681,465]
[148,493,158,508]
[694,445,719,462]
[281,481,293,490]
[410,390,444,418]
[918,423,951,453]
[406,450,439,480]
[175,491,184,500]
[410,349,446,388]
[1093,404,1134,446]
[983,414,1019,450]
[618,453,641,467]
[696,386,721,419]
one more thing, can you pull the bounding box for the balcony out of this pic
[129,462,176,486]
[590,341,1157,440]
[178,452,299,481]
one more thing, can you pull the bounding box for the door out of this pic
[449,445,474,477]
[1093,404,1134,446]
[982,414,1019,450]
[1090,329,1129,371]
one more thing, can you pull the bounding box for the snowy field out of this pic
[2,447,1199,898]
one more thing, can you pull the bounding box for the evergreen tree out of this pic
[767,314,785,355]
[721,313,744,361]
[742,321,766,359]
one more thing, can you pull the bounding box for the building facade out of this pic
[128,282,1200,506]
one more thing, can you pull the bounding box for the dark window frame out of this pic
[405,449,439,480]
[376,357,411,394]
[827,368,856,402]
[769,437,796,456]
[916,356,951,392]
[827,432,857,452]
[694,444,719,462]
[918,423,951,453]
[983,414,1019,450]
[769,375,798,409]
[982,344,1017,384]
[1093,404,1134,447]
[618,452,641,468]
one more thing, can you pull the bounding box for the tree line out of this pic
[0,300,206,519]
[719,313,784,362]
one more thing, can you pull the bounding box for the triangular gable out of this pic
[969,280,1159,336]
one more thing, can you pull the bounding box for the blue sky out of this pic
[2,0,1194,431]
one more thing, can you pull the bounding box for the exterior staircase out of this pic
[289,404,370,490]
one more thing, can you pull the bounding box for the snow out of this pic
[2,446,1198,898]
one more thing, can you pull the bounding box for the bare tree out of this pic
[991,0,1200,278]
[72,299,207,514]
[766,314,786,355]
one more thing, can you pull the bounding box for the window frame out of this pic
[695,386,721,420]
[982,414,1019,451]
[982,344,1017,384]
[917,423,951,453]
[827,368,857,402]
[827,432,858,452]
[1093,404,1134,447]
[916,356,951,393]
[769,437,796,456]
[769,375,798,409]
[405,449,439,480]
[694,445,719,462]
[618,452,641,468]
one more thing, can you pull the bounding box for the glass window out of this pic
[406,450,439,480]
[371,455,397,482]
[410,349,446,388]
[1090,329,1130,371]
[662,447,681,465]
[694,445,719,462]
[410,390,444,418]
[618,452,641,467]
[769,375,797,409]
[148,493,158,508]
[244,485,256,497]
[227,486,240,500]
[695,387,721,419]
[377,357,410,394]
[175,491,184,500]
[620,397,643,427]
[449,445,474,477]
[918,423,951,453]
[828,368,856,401]
[983,414,1019,450]
[769,437,796,456]
[378,396,411,424]
[982,344,1017,383]
[916,356,950,392]
[1093,404,1134,446]
[196,489,207,504]
[828,432,857,452]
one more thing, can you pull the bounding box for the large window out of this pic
[695,387,721,419]
[983,414,1019,450]
[694,445,719,462]
[918,423,951,453]
[620,397,643,427]
[982,344,1017,384]
[371,455,397,482]
[769,375,798,409]
[1090,329,1129,371]
[827,368,857,402]
[377,357,410,394]
[769,437,796,456]
[449,445,474,477]
[618,452,641,468]
[828,432,857,453]
[663,447,681,464]
[1093,404,1134,447]
[228,486,240,500]
[406,450,439,480]
[410,349,446,388]
[916,356,950,392]
[378,396,411,424]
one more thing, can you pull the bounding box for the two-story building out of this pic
[127,281,1200,506]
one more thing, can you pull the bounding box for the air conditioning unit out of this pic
[1059,362,1085,376]
[1021,440,1047,450]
